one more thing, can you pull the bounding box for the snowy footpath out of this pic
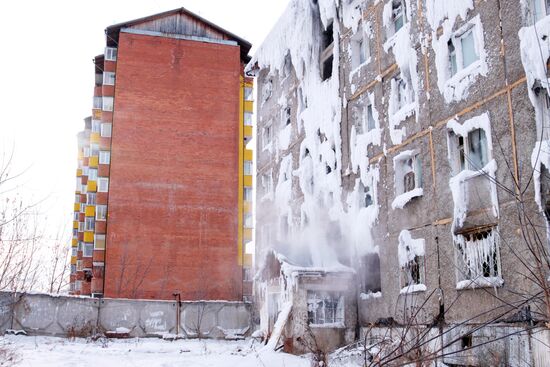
[0,335,310,367]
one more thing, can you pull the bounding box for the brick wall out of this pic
[104,32,242,301]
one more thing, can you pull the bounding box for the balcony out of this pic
[72,238,78,246]
[73,221,79,229]
[74,203,81,211]
[87,180,97,192]
[244,149,253,161]
[243,228,253,241]
[84,231,94,243]
[244,175,253,188]
[243,201,252,213]
[244,126,253,140]
[89,156,99,168]
[244,101,254,113]
[85,205,95,217]
[244,253,253,267]
[90,132,100,144]
[76,168,82,177]
[70,256,77,265]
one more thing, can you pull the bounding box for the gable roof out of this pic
[105,7,252,62]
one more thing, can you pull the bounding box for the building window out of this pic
[261,173,273,195]
[85,217,95,231]
[73,212,79,221]
[533,83,550,140]
[103,72,115,86]
[398,230,426,293]
[83,147,90,157]
[87,193,96,205]
[530,0,550,23]
[320,22,334,81]
[88,168,98,181]
[307,291,344,326]
[351,26,369,69]
[105,47,117,61]
[244,213,253,228]
[395,75,414,111]
[75,280,82,291]
[99,151,111,165]
[244,161,253,176]
[244,87,254,101]
[91,120,101,133]
[96,205,107,221]
[94,234,106,250]
[93,96,102,110]
[244,112,253,127]
[78,222,84,232]
[101,123,112,137]
[391,0,407,33]
[97,178,109,192]
[449,128,489,173]
[91,144,99,157]
[83,243,94,257]
[70,265,77,275]
[366,103,376,132]
[71,247,77,257]
[446,23,481,79]
[244,187,253,202]
[362,253,381,294]
[282,106,291,126]
[455,228,502,288]
[394,152,422,195]
[102,97,114,112]
[262,125,273,148]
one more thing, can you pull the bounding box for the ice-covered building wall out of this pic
[252,0,550,362]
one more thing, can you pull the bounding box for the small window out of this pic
[362,253,381,294]
[85,217,95,231]
[87,193,96,205]
[244,112,253,126]
[448,39,458,76]
[244,161,253,176]
[96,205,107,221]
[83,243,94,257]
[262,173,273,194]
[91,144,99,156]
[398,231,426,292]
[351,26,369,69]
[73,212,79,221]
[88,168,98,181]
[105,47,117,61]
[244,213,253,228]
[98,177,109,193]
[392,0,406,33]
[366,103,376,132]
[94,234,106,250]
[244,87,254,101]
[244,187,253,201]
[263,125,273,148]
[395,153,422,195]
[307,291,344,325]
[91,120,101,133]
[101,123,112,137]
[282,106,291,126]
[93,97,102,110]
[103,72,115,86]
[102,97,114,112]
[78,222,85,232]
[455,228,501,284]
[321,55,334,81]
[99,151,111,165]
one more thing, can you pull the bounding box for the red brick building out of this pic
[69,8,255,301]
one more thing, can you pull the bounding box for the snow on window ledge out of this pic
[399,284,427,295]
[392,187,423,209]
[456,276,504,290]
[310,322,346,329]
[360,291,382,300]
[350,58,372,78]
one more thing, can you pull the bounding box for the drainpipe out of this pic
[173,293,181,336]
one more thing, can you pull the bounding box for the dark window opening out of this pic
[322,23,334,49]
[461,334,473,349]
[363,253,382,293]
[322,55,333,81]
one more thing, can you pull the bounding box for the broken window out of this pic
[307,291,344,325]
[449,128,489,173]
[455,227,501,284]
[362,253,381,294]
[320,22,334,81]
[401,255,423,288]
[398,230,425,292]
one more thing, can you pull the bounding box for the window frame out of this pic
[96,205,107,221]
[102,96,114,112]
[97,177,109,193]
[103,72,116,86]
[99,151,111,165]
[307,291,345,326]
[105,47,117,61]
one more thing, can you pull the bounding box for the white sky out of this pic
[0,0,287,240]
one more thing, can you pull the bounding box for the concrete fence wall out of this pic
[0,292,252,339]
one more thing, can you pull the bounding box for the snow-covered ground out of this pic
[0,335,310,367]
